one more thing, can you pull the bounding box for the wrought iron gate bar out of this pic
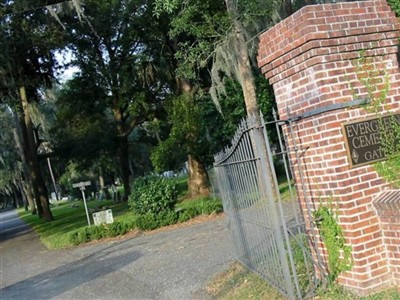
[212,112,326,299]
[286,115,326,275]
[225,211,276,230]
[216,157,260,167]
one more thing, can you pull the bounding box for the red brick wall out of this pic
[374,191,400,286]
[258,0,400,294]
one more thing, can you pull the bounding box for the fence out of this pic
[212,112,326,299]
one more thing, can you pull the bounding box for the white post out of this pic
[47,157,59,201]
[73,181,92,227]
[80,187,91,227]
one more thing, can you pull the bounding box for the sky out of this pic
[54,50,79,83]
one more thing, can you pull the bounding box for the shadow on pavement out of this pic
[0,210,33,243]
[0,243,143,300]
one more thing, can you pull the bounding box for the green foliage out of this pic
[207,262,400,300]
[154,0,280,81]
[107,221,132,237]
[135,213,160,230]
[150,95,193,172]
[150,93,211,173]
[375,154,400,188]
[178,196,223,213]
[19,185,222,248]
[388,0,400,17]
[177,208,197,223]
[135,196,222,230]
[151,74,276,174]
[128,176,179,214]
[18,200,133,249]
[288,234,313,294]
[89,225,106,240]
[58,162,97,198]
[352,50,391,114]
[314,203,353,282]
[0,108,21,196]
[352,50,400,188]
[154,0,229,80]
[54,0,170,199]
[317,284,400,300]
[129,175,221,230]
[151,0,278,176]
[206,262,284,300]
[135,211,179,230]
[52,77,118,171]
[70,227,92,245]
[206,75,277,149]
[69,220,134,245]
[374,116,400,188]
[177,197,223,222]
[156,210,179,227]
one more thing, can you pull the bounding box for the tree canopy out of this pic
[0,0,303,217]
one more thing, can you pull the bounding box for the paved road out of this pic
[0,210,235,300]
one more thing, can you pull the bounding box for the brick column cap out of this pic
[257,0,400,82]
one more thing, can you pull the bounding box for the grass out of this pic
[206,262,400,300]
[317,285,400,300]
[278,177,296,202]
[18,199,136,249]
[176,175,189,199]
[18,175,221,249]
[177,196,223,213]
[206,262,284,300]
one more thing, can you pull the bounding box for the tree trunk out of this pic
[18,176,36,215]
[19,99,43,216]
[118,135,131,200]
[20,184,29,211]
[12,190,20,208]
[225,0,259,117]
[12,112,37,214]
[19,84,53,221]
[225,0,279,202]
[111,94,131,201]
[22,180,36,214]
[176,78,211,198]
[281,0,294,18]
[99,171,110,200]
[188,155,210,198]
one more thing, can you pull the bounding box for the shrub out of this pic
[135,211,179,230]
[197,198,223,214]
[91,225,106,240]
[69,197,223,245]
[70,228,91,245]
[128,175,178,215]
[314,204,353,282]
[177,207,198,223]
[178,197,223,215]
[388,0,400,17]
[69,220,135,245]
[135,213,160,230]
[107,221,131,237]
[157,210,178,227]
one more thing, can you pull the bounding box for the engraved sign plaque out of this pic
[93,209,114,226]
[342,114,400,168]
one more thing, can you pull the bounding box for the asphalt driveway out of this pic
[0,210,234,300]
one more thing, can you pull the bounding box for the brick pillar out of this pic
[374,191,400,287]
[258,0,400,295]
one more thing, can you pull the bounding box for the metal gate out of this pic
[211,111,326,299]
